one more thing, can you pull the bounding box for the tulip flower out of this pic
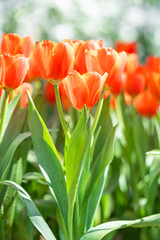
[86,47,126,90]
[36,40,74,84]
[115,41,138,54]
[133,89,159,117]
[25,47,42,81]
[13,82,32,108]
[63,70,108,110]
[123,65,146,96]
[1,33,33,57]
[0,53,29,92]
[73,39,103,74]
[115,41,138,75]
[45,82,56,105]
[147,56,160,102]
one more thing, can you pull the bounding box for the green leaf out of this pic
[66,106,89,205]
[90,126,116,193]
[0,94,21,140]
[0,108,27,160]
[0,180,56,240]
[0,132,30,180]
[85,167,109,231]
[27,93,68,230]
[93,98,112,161]
[80,214,160,240]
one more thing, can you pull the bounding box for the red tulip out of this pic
[63,70,108,109]
[86,47,127,89]
[36,40,74,84]
[73,39,103,74]
[123,65,146,96]
[115,41,138,54]
[133,90,159,117]
[0,53,29,92]
[45,82,56,105]
[13,82,32,108]
[25,47,42,81]
[147,56,160,102]
[1,33,33,57]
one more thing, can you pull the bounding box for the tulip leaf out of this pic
[66,106,90,206]
[90,125,116,193]
[27,93,68,230]
[0,132,30,181]
[93,97,112,161]
[0,93,21,140]
[80,213,160,240]
[85,166,109,231]
[0,180,56,240]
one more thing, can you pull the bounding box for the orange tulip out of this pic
[13,82,32,108]
[36,40,74,84]
[45,82,56,105]
[115,41,138,54]
[1,33,33,57]
[0,53,29,92]
[86,47,127,89]
[25,47,42,81]
[59,81,70,111]
[147,56,160,102]
[133,90,159,117]
[73,39,103,74]
[115,41,138,75]
[63,70,108,109]
[123,65,146,96]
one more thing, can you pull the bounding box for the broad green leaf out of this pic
[0,180,56,240]
[0,132,30,180]
[80,213,160,240]
[85,166,109,231]
[27,93,68,229]
[66,107,89,205]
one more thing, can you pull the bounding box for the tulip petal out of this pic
[97,48,119,74]
[84,72,108,108]
[36,40,56,79]
[4,57,29,90]
[49,42,74,81]
[106,51,127,88]
[63,71,89,109]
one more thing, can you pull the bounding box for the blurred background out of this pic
[0,0,160,62]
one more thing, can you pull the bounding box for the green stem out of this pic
[0,207,5,240]
[91,95,104,135]
[54,85,70,141]
[0,91,9,144]
[68,203,73,240]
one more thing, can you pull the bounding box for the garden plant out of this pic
[0,33,160,240]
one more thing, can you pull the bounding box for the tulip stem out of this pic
[0,90,9,144]
[54,84,70,141]
[91,95,104,135]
